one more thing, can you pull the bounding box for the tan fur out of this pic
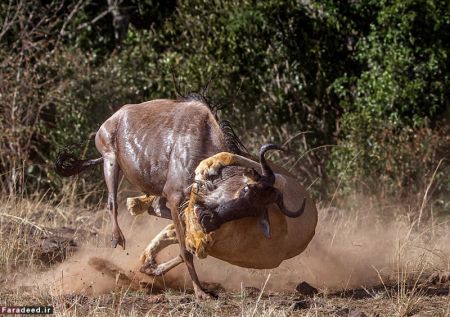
[127,194,157,215]
[195,152,249,181]
[139,224,184,276]
[187,152,318,269]
[140,223,177,265]
[135,152,317,270]
[129,190,216,261]
[184,184,215,259]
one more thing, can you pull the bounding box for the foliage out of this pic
[330,0,450,206]
[0,0,449,212]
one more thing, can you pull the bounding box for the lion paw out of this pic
[140,262,161,276]
[195,153,235,181]
[127,197,146,215]
[195,158,222,181]
[127,195,157,216]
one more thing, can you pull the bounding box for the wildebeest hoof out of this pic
[243,286,261,297]
[111,229,126,249]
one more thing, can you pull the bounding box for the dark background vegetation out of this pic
[1,0,449,216]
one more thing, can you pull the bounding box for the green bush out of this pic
[1,0,449,210]
[330,0,450,206]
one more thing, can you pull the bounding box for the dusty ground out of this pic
[1,280,449,316]
[1,194,449,316]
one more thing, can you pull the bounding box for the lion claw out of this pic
[195,160,223,181]
[140,262,163,276]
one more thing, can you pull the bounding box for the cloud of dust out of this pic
[195,205,450,292]
[24,200,450,295]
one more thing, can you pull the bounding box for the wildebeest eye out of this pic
[239,185,250,198]
[239,185,250,197]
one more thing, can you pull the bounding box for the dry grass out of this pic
[0,192,449,316]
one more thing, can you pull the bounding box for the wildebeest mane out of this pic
[177,91,249,156]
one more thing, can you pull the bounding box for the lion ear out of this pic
[243,168,261,182]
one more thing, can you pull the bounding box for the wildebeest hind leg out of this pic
[103,153,125,249]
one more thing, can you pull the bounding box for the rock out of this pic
[336,307,367,317]
[428,271,450,284]
[349,309,368,317]
[201,282,225,293]
[147,294,168,304]
[243,286,261,297]
[296,281,318,296]
[37,227,78,264]
[292,299,310,310]
[419,271,450,291]
[179,296,193,304]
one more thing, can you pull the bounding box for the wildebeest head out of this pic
[193,144,306,239]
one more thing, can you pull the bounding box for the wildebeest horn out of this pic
[259,144,283,185]
[276,193,306,218]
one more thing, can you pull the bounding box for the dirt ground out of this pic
[1,195,449,316]
[1,281,449,316]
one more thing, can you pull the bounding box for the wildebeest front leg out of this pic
[166,193,216,300]
[103,153,125,249]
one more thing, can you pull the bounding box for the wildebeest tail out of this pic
[55,148,103,177]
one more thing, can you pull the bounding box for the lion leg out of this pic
[140,255,183,276]
[127,194,157,215]
[195,152,237,180]
[140,223,178,274]
[127,195,172,219]
[183,183,215,258]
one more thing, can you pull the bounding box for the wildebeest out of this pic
[55,95,317,299]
